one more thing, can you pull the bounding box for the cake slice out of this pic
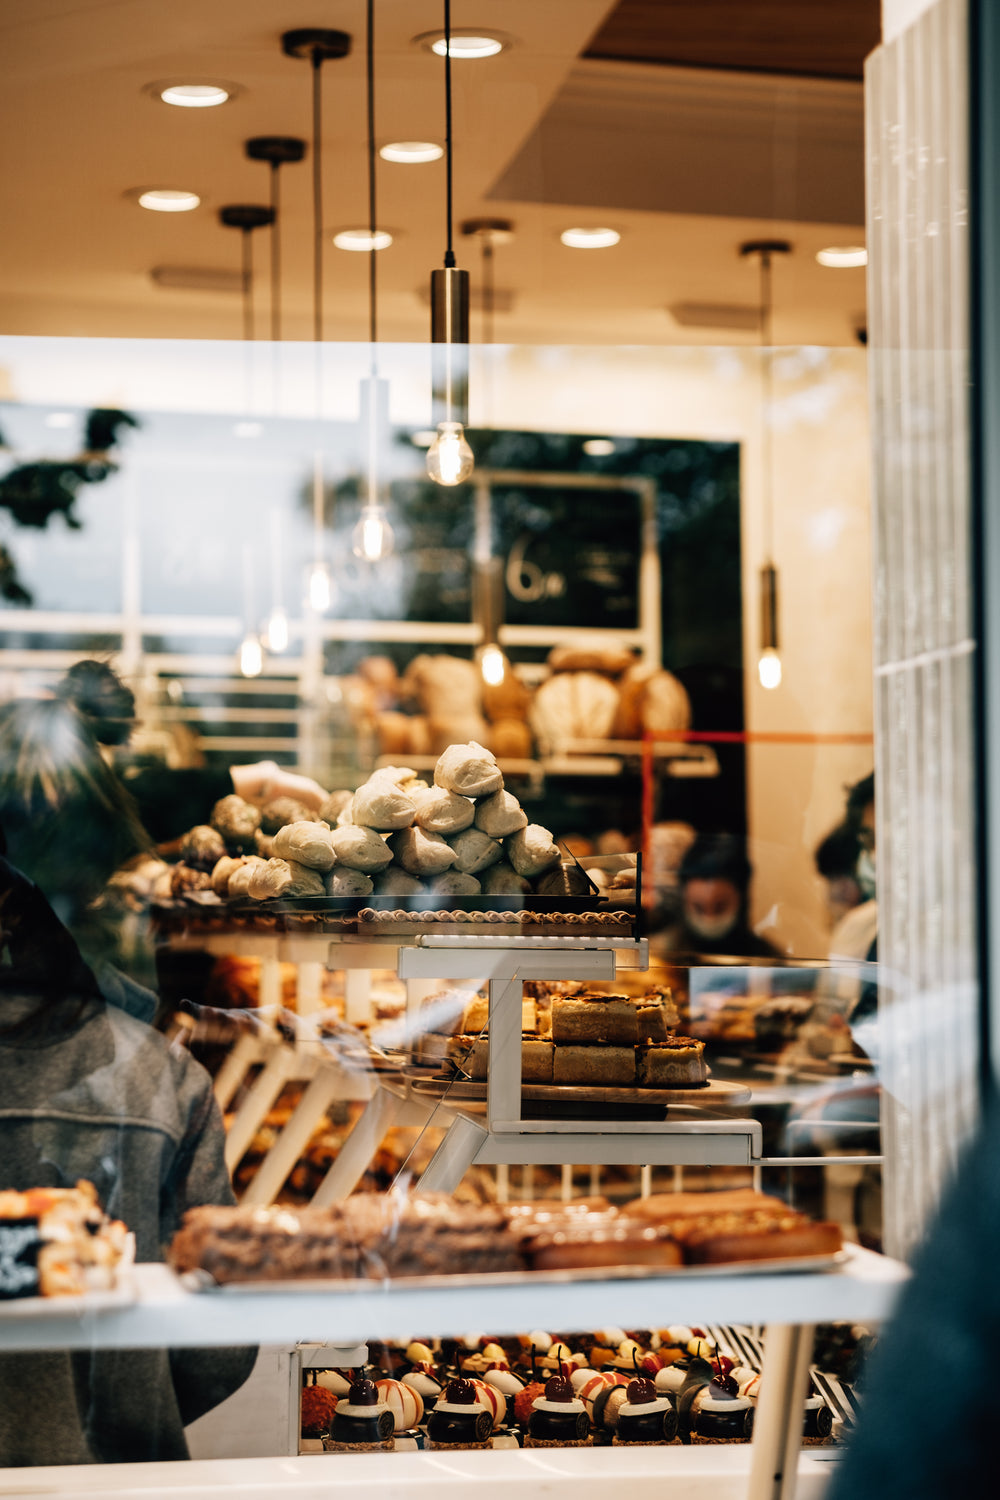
[446,1034,554,1083]
[633,987,680,1041]
[552,1045,635,1086]
[636,1036,708,1087]
[551,993,639,1045]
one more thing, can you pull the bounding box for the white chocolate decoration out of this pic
[655,1366,688,1395]
[531,1396,586,1413]
[666,1326,693,1345]
[405,1342,434,1364]
[619,1397,672,1416]
[528,1330,552,1352]
[316,1370,352,1396]
[570,1368,597,1392]
[484,1369,523,1396]
[599,1327,627,1346]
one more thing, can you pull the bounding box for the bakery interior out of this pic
[0,1,975,1498]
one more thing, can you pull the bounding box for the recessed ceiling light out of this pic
[816,245,867,268]
[44,412,75,429]
[560,227,620,249]
[333,228,393,251]
[414,29,508,58]
[583,438,616,456]
[137,189,201,213]
[380,140,443,164]
[160,83,230,108]
[411,429,437,447]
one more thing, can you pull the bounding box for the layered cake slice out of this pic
[636,1036,708,1087]
[551,993,639,1045]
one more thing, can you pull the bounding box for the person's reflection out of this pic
[0,856,254,1466]
[657,833,781,958]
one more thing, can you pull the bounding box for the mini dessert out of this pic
[636,1037,708,1087]
[316,1369,352,1397]
[803,1391,834,1442]
[540,1341,575,1372]
[513,1380,545,1427]
[551,994,639,1046]
[552,1045,635,1087]
[401,1364,443,1410]
[326,1372,395,1452]
[484,1362,525,1425]
[614,1366,679,1445]
[426,1378,495,1449]
[731,1366,761,1401]
[691,1379,755,1443]
[300,1383,338,1438]
[404,1340,435,1365]
[0,1180,128,1298]
[468,1379,505,1430]
[578,1370,631,1432]
[375,1378,424,1433]
[526,1369,591,1447]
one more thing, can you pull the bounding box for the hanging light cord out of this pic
[759,249,774,562]
[367,0,377,361]
[241,229,254,342]
[443,0,455,267]
[311,48,324,343]
[270,164,281,343]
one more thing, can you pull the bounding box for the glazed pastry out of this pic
[375,1378,424,1432]
[210,794,262,853]
[506,824,561,879]
[181,824,227,873]
[448,827,504,875]
[352,776,418,832]
[433,741,504,798]
[330,825,394,873]
[247,858,294,900]
[474,787,528,838]
[401,1364,443,1410]
[391,826,459,876]
[468,1379,505,1430]
[325,868,375,897]
[413,786,476,835]
[480,862,532,896]
[577,1371,630,1432]
[272,821,337,871]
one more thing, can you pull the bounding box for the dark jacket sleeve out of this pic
[828,1104,1000,1500]
[162,1055,257,1428]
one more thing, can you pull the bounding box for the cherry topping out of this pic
[348,1376,379,1406]
[640,1354,662,1376]
[627,1376,657,1404]
[713,1356,735,1377]
[446,1378,479,1405]
[710,1372,738,1397]
[544,1374,575,1403]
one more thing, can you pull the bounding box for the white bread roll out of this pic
[325,868,375,897]
[449,827,504,875]
[351,777,418,832]
[474,788,528,838]
[391,826,459,876]
[331,825,394,872]
[413,785,476,835]
[506,824,561,879]
[433,740,503,798]
[272,821,337,871]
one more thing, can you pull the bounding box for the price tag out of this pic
[0,1217,41,1299]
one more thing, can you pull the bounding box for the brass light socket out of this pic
[760,562,779,651]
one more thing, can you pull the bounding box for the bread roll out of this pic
[530,671,619,749]
[352,777,418,832]
[330,825,394,872]
[449,827,504,875]
[170,864,212,896]
[429,871,482,897]
[506,824,561,879]
[376,711,416,757]
[248,858,295,900]
[427,715,492,757]
[259,797,321,835]
[482,670,532,723]
[547,645,637,677]
[488,718,533,760]
[272,821,337,871]
[612,664,690,740]
[374,869,425,896]
[227,857,266,898]
[181,825,227,873]
[434,741,503,798]
[285,861,326,897]
[408,715,432,755]
[413,786,476,835]
[211,855,246,897]
[318,789,354,826]
[326,868,375,897]
[475,788,528,838]
[481,862,532,896]
[402,653,482,717]
[391,826,459,876]
[210,795,262,853]
[358,654,399,694]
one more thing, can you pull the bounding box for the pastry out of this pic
[612,664,691,740]
[260,797,321,834]
[226,857,265,897]
[373,869,424,896]
[426,1378,494,1448]
[325,868,374,897]
[402,1365,443,1410]
[552,1046,635,1086]
[413,786,476,835]
[375,1378,424,1433]
[283,861,326,897]
[552,994,639,1045]
[352,776,418,832]
[210,855,245,897]
[506,823,560,878]
[634,989,680,1040]
[272,821,337,871]
[317,789,353,826]
[474,788,528,838]
[480,862,531,896]
[488,717,533,759]
[330,825,394,873]
[636,1038,708,1087]
[391,826,458,876]
[530,671,619,749]
[528,1221,682,1273]
[526,1370,590,1446]
[247,858,295,900]
[448,827,504,875]
[614,1371,679,1444]
[300,1384,337,1438]
[180,824,227,872]
[547,645,636,677]
[429,871,482,896]
[326,1371,395,1451]
[433,740,503,798]
[0,1180,127,1298]
[210,794,262,853]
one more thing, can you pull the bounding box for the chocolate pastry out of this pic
[426,1378,494,1445]
[328,1371,395,1448]
[527,1370,590,1444]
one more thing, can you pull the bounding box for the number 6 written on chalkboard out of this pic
[505,531,565,602]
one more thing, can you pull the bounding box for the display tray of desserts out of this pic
[299,1317,855,1452]
[0,1181,135,1313]
[169,1188,845,1295]
[148,742,639,941]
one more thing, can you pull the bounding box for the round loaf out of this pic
[330,825,394,872]
[434,740,503,798]
[391,826,459,876]
[272,821,337,870]
[506,824,561,879]
[530,672,619,750]
[449,827,504,875]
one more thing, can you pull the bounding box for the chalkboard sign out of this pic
[0,1217,41,1299]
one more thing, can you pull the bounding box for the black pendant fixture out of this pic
[244,136,306,341]
[281,28,352,343]
[740,237,791,693]
[353,0,393,562]
[219,204,275,340]
[426,0,473,487]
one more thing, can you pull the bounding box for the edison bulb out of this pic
[352,507,394,562]
[758,648,782,690]
[478,644,506,686]
[239,633,264,679]
[426,420,474,486]
[307,562,331,613]
[265,606,289,654]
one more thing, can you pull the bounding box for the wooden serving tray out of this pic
[408,1075,751,1110]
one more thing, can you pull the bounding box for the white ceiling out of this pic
[0,0,869,347]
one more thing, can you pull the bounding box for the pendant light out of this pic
[740,238,791,692]
[281,28,352,342]
[244,136,306,341]
[219,205,275,340]
[265,508,289,652]
[461,217,513,346]
[352,0,394,563]
[426,0,473,487]
[307,450,331,613]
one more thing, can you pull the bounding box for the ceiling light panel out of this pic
[333,228,393,251]
[560,227,620,248]
[816,245,867,267]
[413,29,509,58]
[380,141,443,163]
[136,189,200,212]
